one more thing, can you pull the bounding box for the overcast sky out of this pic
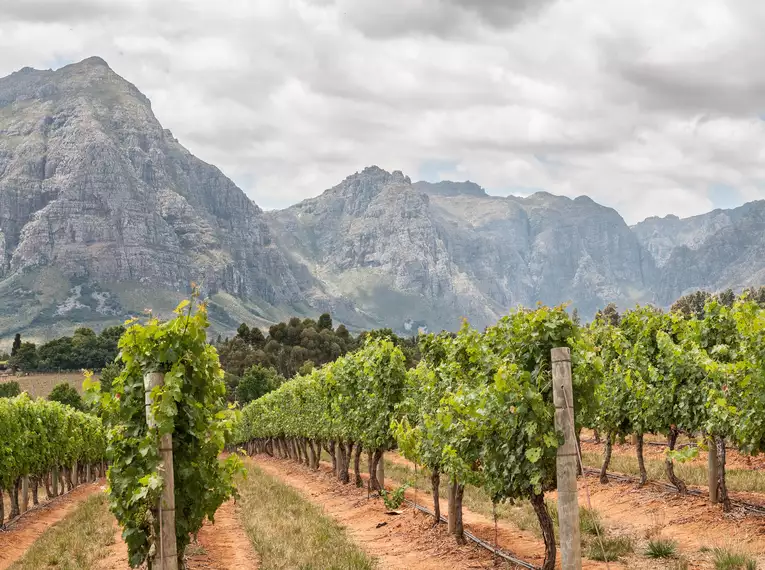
[2,0,764,223]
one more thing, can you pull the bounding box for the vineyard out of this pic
[2,294,765,569]
[234,295,765,569]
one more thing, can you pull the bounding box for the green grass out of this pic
[712,548,757,570]
[645,538,679,559]
[8,493,114,570]
[585,536,633,562]
[582,450,765,494]
[237,461,377,570]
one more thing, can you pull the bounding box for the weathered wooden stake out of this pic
[144,372,178,570]
[552,347,582,570]
[86,464,92,483]
[21,477,29,513]
[52,466,59,497]
[708,435,719,504]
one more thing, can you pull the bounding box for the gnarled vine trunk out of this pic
[431,468,441,524]
[369,449,383,491]
[454,483,465,544]
[600,432,613,484]
[636,433,648,486]
[665,428,688,494]
[353,445,363,486]
[31,477,39,506]
[44,472,53,499]
[715,436,731,512]
[326,441,337,473]
[336,440,347,481]
[530,492,556,570]
[10,477,21,518]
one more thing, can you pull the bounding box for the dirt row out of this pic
[0,482,103,570]
[5,452,765,570]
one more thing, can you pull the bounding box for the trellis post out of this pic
[144,372,178,570]
[552,347,582,570]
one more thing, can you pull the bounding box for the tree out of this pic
[0,381,20,398]
[9,342,37,372]
[236,365,284,405]
[671,290,712,319]
[48,382,84,411]
[236,323,251,342]
[11,334,21,357]
[595,303,621,326]
[318,313,333,331]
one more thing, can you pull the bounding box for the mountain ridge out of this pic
[0,57,761,337]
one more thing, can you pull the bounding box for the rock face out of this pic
[267,168,655,330]
[633,201,765,304]
[0,57,306,334]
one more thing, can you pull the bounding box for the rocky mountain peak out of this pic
[0,56,307,336]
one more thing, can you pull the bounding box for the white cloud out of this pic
[1,0,764,222]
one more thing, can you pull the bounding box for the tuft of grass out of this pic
[585,536,633,561]
[579,506,605,537]
[8,492,114,570]
[645,538,679,559]
[238,462,377,570]
[712,548,757,570]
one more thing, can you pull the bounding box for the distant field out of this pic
[0,372,97,398]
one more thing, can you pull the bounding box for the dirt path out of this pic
[0,482,103,570]
[254,456,621,570]
[186,500,259,570]
[388,451,765,568]
[97,500,259,570]
[254,456,500,570]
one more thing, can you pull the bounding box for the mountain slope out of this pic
[267,167,655,330]
[633,201,765,303]
[0,57,314,337]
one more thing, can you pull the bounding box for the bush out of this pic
[48,382,84,410]
[235,365,284,405]
[645,538,678,559]
[0,381,20,398]
[380,484,409,510]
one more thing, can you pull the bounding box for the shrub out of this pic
[380,484,409,510]
[0,381,20,398]
[48,382,83,410]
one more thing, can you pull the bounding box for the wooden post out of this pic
[144,372,178,570]
[52,466,59,497]
[708,435,719,504]
[552,347,582,570]
[21,477,29,513]
[86,464,92,483]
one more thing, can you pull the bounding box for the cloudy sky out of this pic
[1,0,764,223]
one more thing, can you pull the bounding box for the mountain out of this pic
[0,57,329,338]
[266,167,655,330]
[1,57,763,338]
[633,201,765,304]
